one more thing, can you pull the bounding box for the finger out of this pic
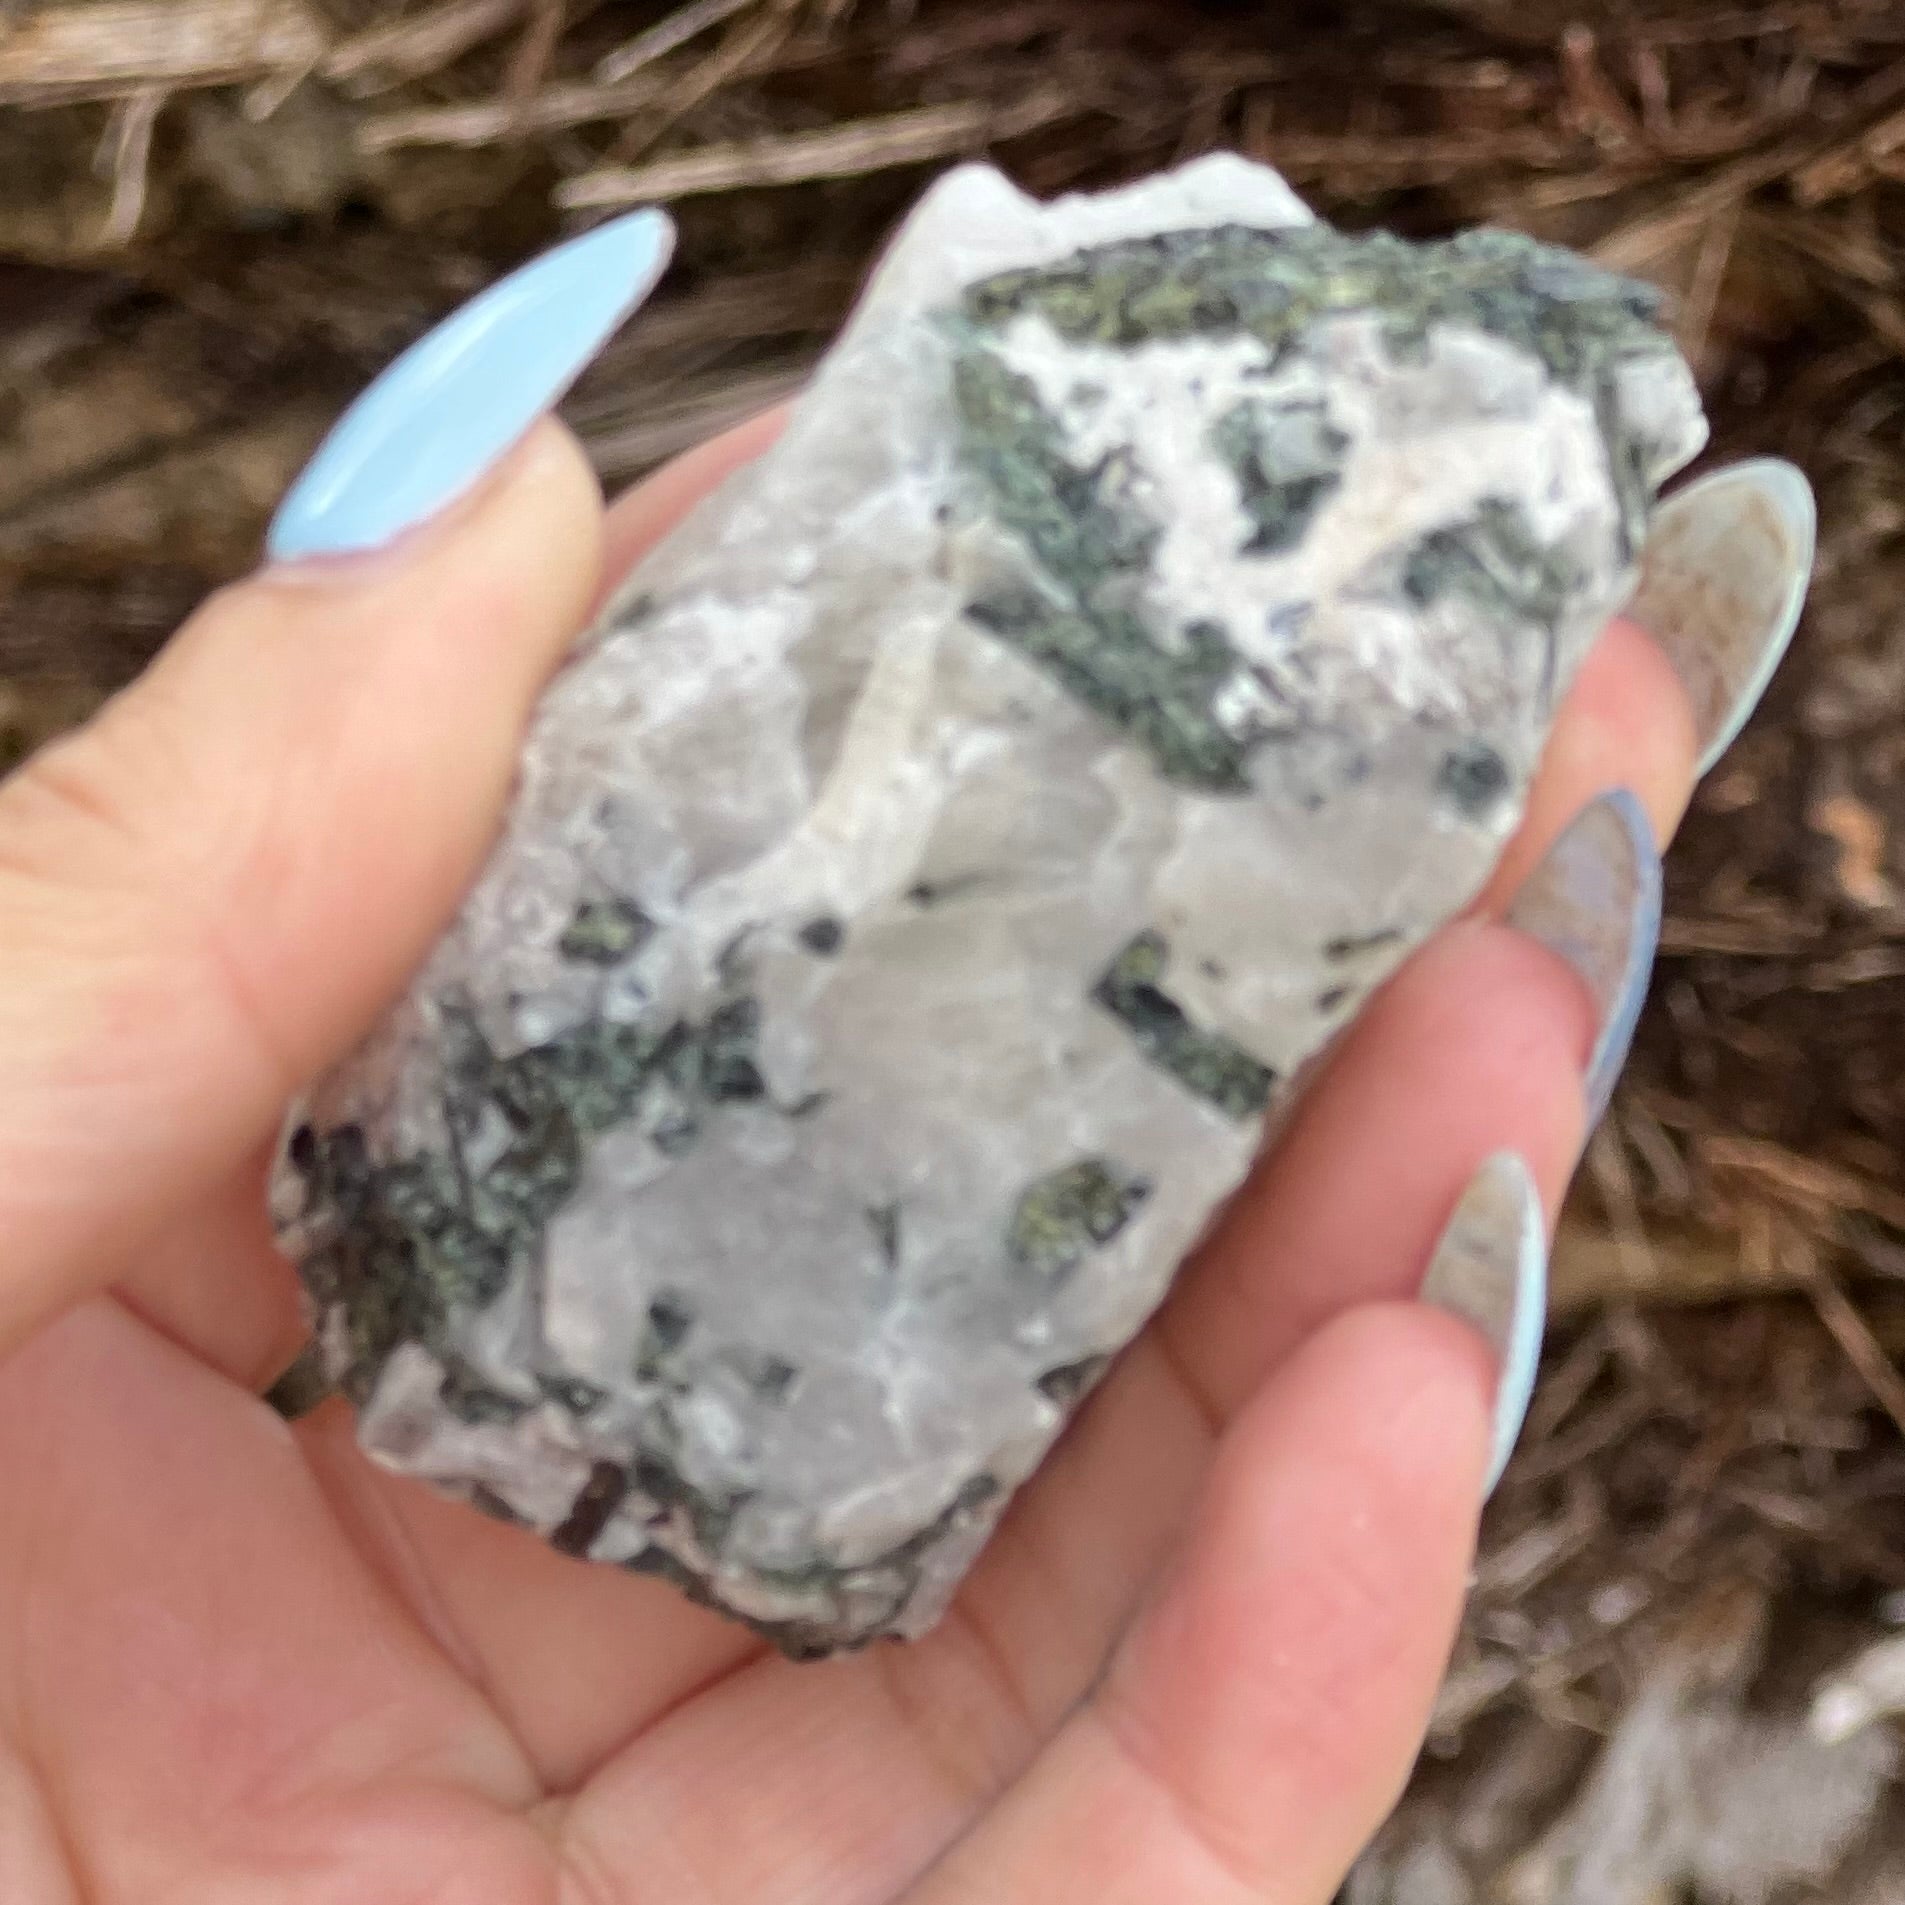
[112,1149,309,1391]
[0,419,602,1353]
[597,404,789,596]
[899,1305,1491,1905]
[1474,614,1697,913]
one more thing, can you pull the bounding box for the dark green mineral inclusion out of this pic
[1436,739,1512,821]
[866,1201,902,1270]
[263,1342,333,1421]
[1403,497,1580,630]
[540,1372,608,1415]
[290,989,768,1405]
[1208,397,1348,556]
[950,348,1254,793]
[1093,930,1276,1121]
[947,222,1677,788]
[960,222,1669,420]
[558,897,654,965]
[439,1358,532,1425]
[797,914,845,955]
[1402,495,1586,712]
[1007,1158,1152,1285]
[747,1353,799,1404]
[1035,1354,1111,1407]
[552,1461,629,1557]
[1324,926,1403,961]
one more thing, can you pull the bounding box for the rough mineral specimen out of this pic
[273,156,1707,1654]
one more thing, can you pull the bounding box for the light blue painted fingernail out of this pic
[1419,1151,1547,1499]
[267,208,675,563]
[1629,457,1816,778]
[1506,788,1661,1128]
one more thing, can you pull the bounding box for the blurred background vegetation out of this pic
[10,1,1905,1893]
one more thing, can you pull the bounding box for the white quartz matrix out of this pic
[275,156,1706,1653]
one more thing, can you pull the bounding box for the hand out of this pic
[0,224,1803,1901]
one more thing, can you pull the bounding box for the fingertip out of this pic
[1136,1299,1492,1715]
[1103,1301,1489,1894]
[1479,614,1699,911]
[248,418,604,627]
[1238,1299,1495,1532]
[596,405,790,601]
[1334,917,1597,1195]
[1585,615,1702,842]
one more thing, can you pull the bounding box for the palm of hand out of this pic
[0,418,1693,1904]
[0,1156,1485,1903]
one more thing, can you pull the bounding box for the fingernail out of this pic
[1505,788,1661,1128]
[1418,1151,1547,1498]
[267,208,675,563]
[1629,458,1816,778]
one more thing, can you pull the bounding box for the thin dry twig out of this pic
[1626,4,1812,45]
[1794,100,1905,206]
[98,88,163,248]
[555,89,1076,206]
[576,364,809,480]
[1702,1134,1905,1236]
[596,0,804,167]
[592,0,758,85]
[1675,195,1742,369]
[1259,127,1592,190]
[356,70,667,149]
[1806,1260,1905,1447]
[323,0,524,93]
[1590,1118,1661,1294]
[1560,23,1643,151]
[0,0,325,106]
[503,0,567,123]
[242,52,322,121]
[1659,915,1822,955]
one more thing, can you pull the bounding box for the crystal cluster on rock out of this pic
[273,156,1706,1654]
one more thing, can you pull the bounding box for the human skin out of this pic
[0,408,1698,1903]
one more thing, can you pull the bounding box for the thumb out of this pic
[0,418,603,1352]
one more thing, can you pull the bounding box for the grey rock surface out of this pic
[273,155,1706,1654]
